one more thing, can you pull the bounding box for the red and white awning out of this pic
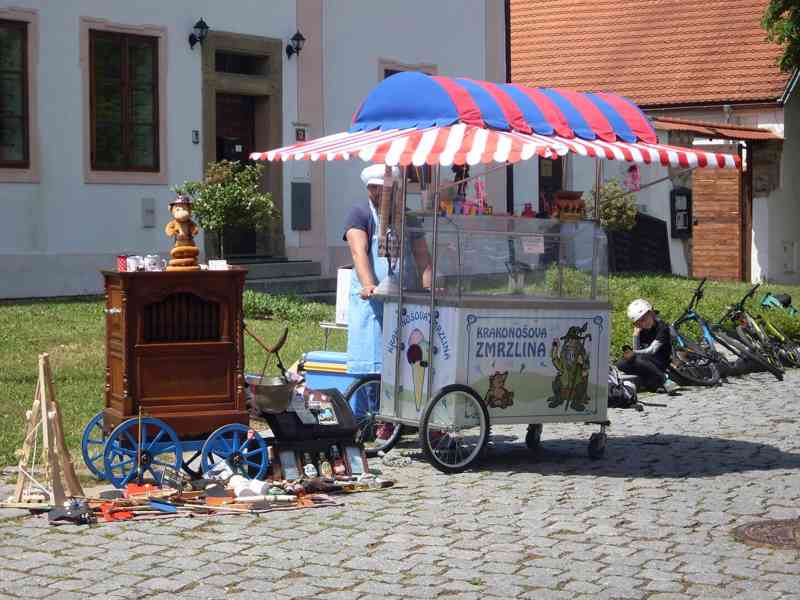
[251,123,740,169]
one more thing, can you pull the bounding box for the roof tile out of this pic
[510,0,791,107]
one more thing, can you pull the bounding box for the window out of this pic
[90,30,158,171]
[0,19,29,168]
[215,51,268,76]
[379,59,436,82]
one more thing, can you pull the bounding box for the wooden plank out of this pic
[44,357,84,498]
[38,354,66,506]
[12,381,42,502]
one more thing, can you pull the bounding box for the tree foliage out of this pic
[583,179,638,231]
[172,160,275,256]
[762,0,800,73]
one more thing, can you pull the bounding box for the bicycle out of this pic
[671,278,781,380]
[721,285,800,369]
[718,284,786,378]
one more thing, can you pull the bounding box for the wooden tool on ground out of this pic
[10,354,84,506]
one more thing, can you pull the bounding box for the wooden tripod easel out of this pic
[11,353,84,505]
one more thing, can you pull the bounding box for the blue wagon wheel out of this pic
[103,417,182,489]
[81,410,107,479]
[200,424,269,480]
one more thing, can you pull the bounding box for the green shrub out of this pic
[243,290,334,323]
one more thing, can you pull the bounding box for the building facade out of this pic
[0,0,506,298]
[509,0,798,284]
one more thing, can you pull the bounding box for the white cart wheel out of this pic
[419,384,489,474]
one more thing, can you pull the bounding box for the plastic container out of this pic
[300,351,356,394]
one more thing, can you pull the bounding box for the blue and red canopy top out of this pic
[350,71,658,145]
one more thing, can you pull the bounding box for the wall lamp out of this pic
[285,30,306,59]
[188,18,210,50]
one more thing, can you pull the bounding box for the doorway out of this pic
[201,31,285,259]
[216,93,256,256]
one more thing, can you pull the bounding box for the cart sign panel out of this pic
[381,301,608,423]
[381,303,458,421]
[464,308,608,420]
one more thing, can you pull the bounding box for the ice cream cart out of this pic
[252,72,740,473]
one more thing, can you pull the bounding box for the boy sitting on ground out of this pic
[617,299,679,395]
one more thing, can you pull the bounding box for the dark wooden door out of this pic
[216,94,256,255]
[691,168,743,281]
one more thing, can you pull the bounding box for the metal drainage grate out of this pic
[733,519,800,550]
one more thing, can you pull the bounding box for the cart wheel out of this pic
[345,375,403,457]
[420,384,489,474]
[525,424,543,450]
[588,432,607,460]
[200,424,269,480]
[81,410,107,479]
[103,417,182,489]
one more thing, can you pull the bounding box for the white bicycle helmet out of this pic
[627,298,652,323]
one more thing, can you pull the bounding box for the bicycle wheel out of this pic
[674,329,733,378]
[669,350,720,387]
[713,329,784,380]
[735,325,784,371]
[344,375,403,457]
[778,340,800,368]
[419,384,489,474]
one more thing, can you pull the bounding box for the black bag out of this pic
[608,366,639,409]
[774,292,793,308]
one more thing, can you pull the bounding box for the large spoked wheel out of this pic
[200,424,269,480]
[81,410,107,479]
[103,417,182,489]
[669,350,720,387]
[345,375,403,457]
[419,384,489,474]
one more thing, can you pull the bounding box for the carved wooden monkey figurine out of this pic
[165,195,201,271]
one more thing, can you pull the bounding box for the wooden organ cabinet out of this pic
[101,269,249,439]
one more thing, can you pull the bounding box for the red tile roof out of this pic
[510,0,792,108]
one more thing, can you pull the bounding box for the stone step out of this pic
[245,276,337,296]
[226,259,321,280]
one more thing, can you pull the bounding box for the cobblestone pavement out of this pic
[1,370,799,599]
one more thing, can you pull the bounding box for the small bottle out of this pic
[318,452,333,478]
[302,452,318,478]
[330,445,347,476]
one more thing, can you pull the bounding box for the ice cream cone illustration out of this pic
[407,329,429,411]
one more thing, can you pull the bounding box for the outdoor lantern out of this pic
[285,30,306,59]
[188,18,210,50]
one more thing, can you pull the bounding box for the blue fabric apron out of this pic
[346,201,389,375]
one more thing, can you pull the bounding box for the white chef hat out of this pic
[361,164,399,187]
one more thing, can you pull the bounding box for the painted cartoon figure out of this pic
[484,371,514,409]
[548,323,592,411]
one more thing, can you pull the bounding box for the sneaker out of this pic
[661,378,680,395]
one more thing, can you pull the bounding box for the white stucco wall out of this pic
[0,0,299,298]
[758,91,800,284]
[321,0,490,257]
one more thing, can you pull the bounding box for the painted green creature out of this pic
[548,322,592,411]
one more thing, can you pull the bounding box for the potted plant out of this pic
[172,160,275,258]
[582,178,638,231]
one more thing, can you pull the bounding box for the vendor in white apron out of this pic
[343,164,432,416]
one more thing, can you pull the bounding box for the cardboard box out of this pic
[335,267,352,325]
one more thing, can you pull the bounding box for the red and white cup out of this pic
[117,255,128,272]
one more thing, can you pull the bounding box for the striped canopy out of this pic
[252,72,740,169]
